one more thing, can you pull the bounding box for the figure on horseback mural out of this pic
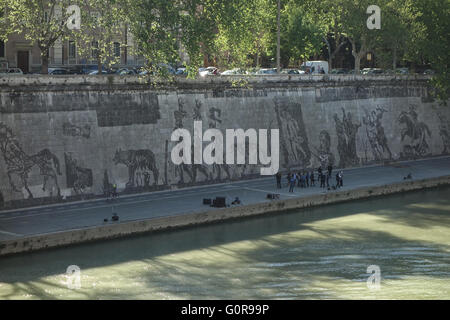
[0,122,62,199]
[398,106,432,159]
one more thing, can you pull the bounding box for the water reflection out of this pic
[0,187,449,299]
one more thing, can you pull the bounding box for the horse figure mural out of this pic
[398,107,432,159]
[0,123,62,199]
[113,148,159,189]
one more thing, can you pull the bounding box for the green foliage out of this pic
[5,0,75,73]
[75,0,127,72]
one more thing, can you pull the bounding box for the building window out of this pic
[91,41,98,59]
[69,41,76,59]
[0,40,4,58]
[114,42,120,58]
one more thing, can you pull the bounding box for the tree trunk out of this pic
[97,55,102,73]
[41,50,49,74]
[392,47,397,72]
[323,37,332,69]
[276,0,280,73]
[354,56,361,74]
[349,38,366,75]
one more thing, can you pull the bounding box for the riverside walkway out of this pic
[0,156,449,244]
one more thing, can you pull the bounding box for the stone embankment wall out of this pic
[0,74,449,209]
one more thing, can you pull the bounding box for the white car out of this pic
[0,68,24,75]
[199,67,218,77]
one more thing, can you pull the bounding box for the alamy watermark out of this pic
[367,5,381,30]
[171,121,280,175]
[65,265,81,290]
[366,265,381,290]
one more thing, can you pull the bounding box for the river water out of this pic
[0,187,449,300]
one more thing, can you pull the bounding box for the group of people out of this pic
[275,165,344,193]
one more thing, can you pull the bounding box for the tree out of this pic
[339,0,380,74]
[280,0,326,67]
[76,0,127,73]
[410,0,449,102]
[6,0,74,73]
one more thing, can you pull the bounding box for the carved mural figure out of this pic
[62,122,91,139]
[207,106,231,181]
[334,108,361,167]
[437,112,450,154]
[193,99,203,121]
[174,97,188,129]
[274,98,311,169]
[362,107,392,161]
[398,106,431,159]
[65,153,93,195]
[113,149,159,188]
[0,123,62,199]
[311,130,335,169]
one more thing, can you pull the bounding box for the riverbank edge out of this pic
[1,174,449,256]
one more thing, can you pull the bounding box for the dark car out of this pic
[48,68,69,75]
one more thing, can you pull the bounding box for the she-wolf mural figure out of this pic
[113,149,159,188]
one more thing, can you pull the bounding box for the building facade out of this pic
[0,30,145,73]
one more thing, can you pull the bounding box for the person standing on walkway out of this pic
[339,171,344,187]
[289,172,297,192]
[306,171,310,187]
[326,171,330,188]
[327,164,332,177]
[336,172,340,188]
[310,170,315,186]
[276,172,282,189]
[320,171,326,188]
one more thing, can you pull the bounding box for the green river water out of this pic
[0,187,449,300]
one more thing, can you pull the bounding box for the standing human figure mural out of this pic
[274,97,311,170]
[437,112,450,154]
[362,107,392,161]
[0,122,62,199]
[208,106,232,181]
[334,108,361,167]
[398,106,431,159]
[173,97,194,183]
[311,130,335,169]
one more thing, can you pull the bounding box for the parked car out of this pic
[116,68,137,75]
[423,69,435,75]
[257,68,277,75]
[88,70,109,75]
[396,68,409,74]
[1,68,24,75]
[330,68,349,74]
[220,68,247,75]
[281,68,304,75]
[199,66,219,76]
[48,68,69,75]
[301,61,329,74]
[367,68,384,75]
[176,67,187,75]
[81,65,103,74]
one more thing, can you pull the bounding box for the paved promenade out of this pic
[0,156,449,242]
